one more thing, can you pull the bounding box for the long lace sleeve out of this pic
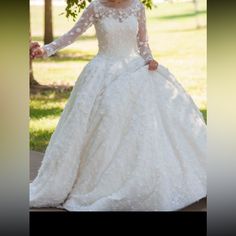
[137,4,154,63]
[43,2,96,57]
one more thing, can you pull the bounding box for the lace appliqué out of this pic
[94,0,154,63]
[94,0,140,23]
[43,2,96,57]
[136,3,154,63]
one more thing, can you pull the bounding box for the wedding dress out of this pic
[30,0,207,211]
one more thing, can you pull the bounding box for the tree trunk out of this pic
[29,10,40,87]
[30,57,40,87]
[44,0,53,44]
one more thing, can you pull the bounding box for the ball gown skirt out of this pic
[30,53,207,211]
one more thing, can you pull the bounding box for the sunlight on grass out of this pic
[30,91,70,151]
[33,60,88,85]
[30,0,207,151]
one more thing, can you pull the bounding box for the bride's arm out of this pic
[137,4,157,69]
[42,2,96,58]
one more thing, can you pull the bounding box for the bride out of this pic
[30,0,207,211]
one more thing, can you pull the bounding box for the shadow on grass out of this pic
[30,91,71,151]
[31,89,71,100]
[30,90,71,119]
[30,107,63,119]
[157,25,206,33]
[30,129,54,152]
[30,85,73,95]
[200,109,207,124]
[34,53,94,62]
[31,34,96,42]
[157,10,206,20]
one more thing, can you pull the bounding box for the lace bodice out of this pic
[43,0,154,63]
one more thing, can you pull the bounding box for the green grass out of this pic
[30,91,71,151]
[30,0,207,152]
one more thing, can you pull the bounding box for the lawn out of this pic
[30,0,207,152]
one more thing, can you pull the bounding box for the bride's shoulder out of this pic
[89,0,104,11]
[88,0,144,16]
[137,0,144,5]
[90,0,143,9]
[133,0,145,11]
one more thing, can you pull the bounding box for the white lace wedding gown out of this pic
[30,0,207,211]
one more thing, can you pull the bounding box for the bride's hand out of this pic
[31,47,46,59]
[148,59,158,71]
[30,42,40,59]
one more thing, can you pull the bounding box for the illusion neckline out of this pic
[96,0,135,10]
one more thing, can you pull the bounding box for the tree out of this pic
[29,10,41,87]
[44,0,54,44]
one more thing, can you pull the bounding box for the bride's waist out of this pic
[97,48,140,60]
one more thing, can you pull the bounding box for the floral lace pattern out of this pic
[94,0,140,22]
[136,3,154,62]
[30,0,207,211]
[43,0,153,62]
[43,2,96,57]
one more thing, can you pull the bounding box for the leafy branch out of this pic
[62,0,153,21]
